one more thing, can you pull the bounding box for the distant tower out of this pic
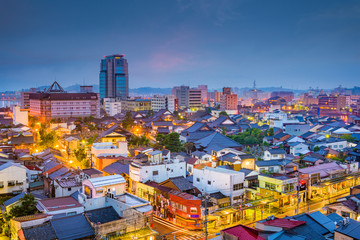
[99,54,129,99]
[253,80,256,90]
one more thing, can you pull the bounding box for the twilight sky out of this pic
[1,0,360,91]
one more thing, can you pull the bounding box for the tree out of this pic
[184,142,195,154]
[313,146,321,152]
[146,110,154,118]
[7,194,37,219]
[340,134,355,142]
[74,147,86,163]
[219,111,228,116]
[122,111,134,130]
[165,133,183,152]
[268,128,274,136]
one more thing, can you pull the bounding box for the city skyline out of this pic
[1,0,360,91]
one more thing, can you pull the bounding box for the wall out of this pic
[0,164,28,194]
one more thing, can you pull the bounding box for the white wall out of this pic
[0,164,28,194]
[193,167,245,204]
[130,161,186,183]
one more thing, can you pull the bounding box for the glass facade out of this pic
[99,55,129,99]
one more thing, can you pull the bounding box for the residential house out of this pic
[263,148,286,160]
[37,196,84,217]
[54,178,82,198]
[193,167,245,204]
[284,123,310,136]
[257,174,299,208]
[288,142,310,156]
[255,159,296,174]
[0,162,28,194]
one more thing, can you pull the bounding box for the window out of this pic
[341,212,350,218]
[208,181,211,185]
[7,181,15,187]
[67,211,77,216]
[265,182,276,190]
[0,182,3,188]
[68,187,72,191]
[196,178,200,182]
[233,183,244,191]
[190,207,197,213]
[153,171,159,176]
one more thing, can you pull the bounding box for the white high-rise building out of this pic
[103,98,122,116]
[151,95,175,112]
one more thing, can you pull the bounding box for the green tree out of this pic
[340,134,355,142]
[268,128,274,136]
[74,147,86,163]
[184,142,195,154]
[122,111,134,130]
[219,111,228,116]
[165,133,183,152]
[313,146,321,152]
[7,194,37,219]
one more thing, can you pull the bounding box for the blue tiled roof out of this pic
[85,206,120,224]
[256,160,291,167]
[51,214,94,240]
[48,167,68,180]
[309,211,336,233]
[43,160,59,172]
[302,156,320,163]
[3,192,25,207]
[335,218,360,239]
[195,132,242,150]
[102,162,129,175]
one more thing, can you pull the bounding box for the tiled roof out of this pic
[87,174,126,187]
[167,176,195,192]
[222,224,265,240]
[262,218,306,229]
[82,168,102,176]
[85,206,121,224]
[50,214,94,239]
[102,162,129,175]
[335,218,360,239]
[39,196,83,212]
[56,178,82,188]
[22,222,57,240]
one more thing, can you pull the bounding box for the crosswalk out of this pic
[153,216,205,240]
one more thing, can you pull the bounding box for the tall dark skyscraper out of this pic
[99,54,129,99]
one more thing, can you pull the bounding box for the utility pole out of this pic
[203,192,208,240]
[295,172,299,215]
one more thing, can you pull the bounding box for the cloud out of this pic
[177,0,241,26]
[150,53,188,72]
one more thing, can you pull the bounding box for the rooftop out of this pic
[87,174,126,188]
[38,196,83,212]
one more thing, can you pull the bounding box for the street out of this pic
[152,191,350,238]
[152,216,208,240]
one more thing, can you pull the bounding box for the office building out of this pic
[220,87,238,111]
[198,85,208,104]
[173,86,189,109]
[121,99,151,112]
[220,93,238,111]
[20,88,38,109]
[188,88,202,109]
[99,54,129,99]
[103,98,122,116]
[80,86,93,93]
[151,95,176,112]
[318,94,346,111]
[29,81,100,121]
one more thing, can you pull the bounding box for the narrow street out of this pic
[152,191,350,237]
[152,216,207,240]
